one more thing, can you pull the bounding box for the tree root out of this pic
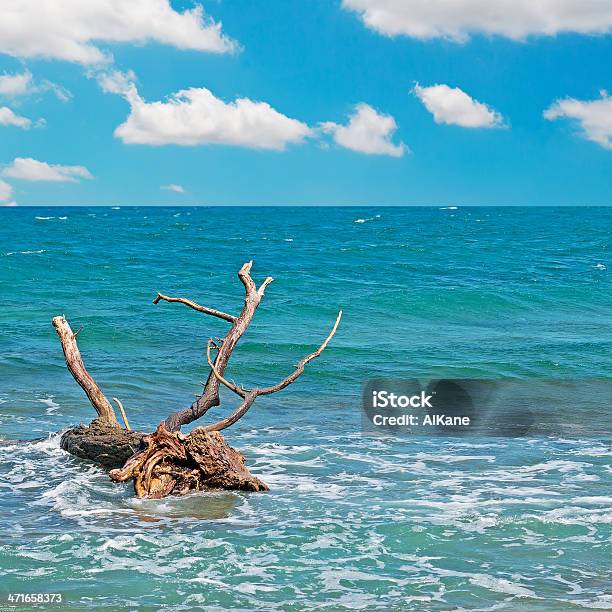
[109,422,268,498]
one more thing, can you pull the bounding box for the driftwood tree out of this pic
[54,261,341,499]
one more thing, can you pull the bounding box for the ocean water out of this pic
[0,206,610,610]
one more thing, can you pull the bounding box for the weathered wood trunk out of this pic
[52,261,340,500]
[60,419,268,497]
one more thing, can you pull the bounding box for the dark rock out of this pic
[60,419,145,470]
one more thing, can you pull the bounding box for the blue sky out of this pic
[1,0,612,206]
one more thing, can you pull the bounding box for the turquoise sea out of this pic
[0,206,610,610]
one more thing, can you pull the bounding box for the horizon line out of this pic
[3,203,611,208]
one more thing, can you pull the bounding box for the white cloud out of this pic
[0,0,236,65]
[544,91,612,150]
[95,69,137,96]
[0,106,32,128]
[0,177,16,205]
[413,83,504,128]
[0,70,71,101]
[3,158,93,182]
[0,71,32,96]
[104,76,311,150]
[38,79,72,102]
[320,103,406,157]
[0,178,12,201]
[342,0,612,41]
[162,184,185,193]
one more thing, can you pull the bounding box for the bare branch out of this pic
[200,391,258,432]
[163,260,270,431]
[113,397,131,431]
[163,260,341,432]
[153,293,236,323]
[202,310,342,431]
[257,310,343,396]
[52,316,119,426]
[258,277,274,298]
[238,260,257,296]
[206,340,247,398]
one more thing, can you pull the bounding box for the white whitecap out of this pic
[4,249,46,256]
[355,215,381,223]
[38,396,61,415]
[470,575,536,598]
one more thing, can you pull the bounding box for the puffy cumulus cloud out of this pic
[544,91,612,150]
[320,103,406,157]
[342,0,612,41]
[3,157,93,182]
[0,106,32,128]
[104,77,311,150]
[0,0,236,65]
[162,184,185,193]
[413,83,504,128]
